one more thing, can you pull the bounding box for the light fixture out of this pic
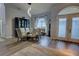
[27,3,31,18]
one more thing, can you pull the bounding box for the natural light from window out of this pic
[58,18,67,37]
[71,17,79,39]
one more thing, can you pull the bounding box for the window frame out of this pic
[57,13,79,41]
[57,16,67,40]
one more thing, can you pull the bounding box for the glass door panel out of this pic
[71,17,79,39]
[58,18,67,37]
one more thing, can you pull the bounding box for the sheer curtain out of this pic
[35,16,48,34]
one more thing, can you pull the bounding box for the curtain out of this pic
[35,16,48,34]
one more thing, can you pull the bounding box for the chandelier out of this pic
[27,3,31,18]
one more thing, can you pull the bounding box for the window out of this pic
[35,17,46,28]
[35,17,47,33]
[58,18,67,37]
[71,17,79,39]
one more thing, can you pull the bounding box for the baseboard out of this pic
[53,39,79,44]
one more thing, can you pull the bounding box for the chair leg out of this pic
[17,38,22,42]
[21,38,23,41]
[17,38,20,42]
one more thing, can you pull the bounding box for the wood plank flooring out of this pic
[0,36,79,56]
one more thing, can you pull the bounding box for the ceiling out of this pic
[5,3,53,15]
[31,3,53,15]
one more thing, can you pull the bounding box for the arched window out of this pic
[58,6,79,40]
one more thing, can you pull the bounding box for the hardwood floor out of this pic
[0,36,79,56]
[0,38,34,56]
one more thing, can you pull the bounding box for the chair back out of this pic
[16,28,22,38]
[20,28,26,36]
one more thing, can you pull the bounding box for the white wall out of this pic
[5,4,29,38]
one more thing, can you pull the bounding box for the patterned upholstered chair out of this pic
[16,28,27,41]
